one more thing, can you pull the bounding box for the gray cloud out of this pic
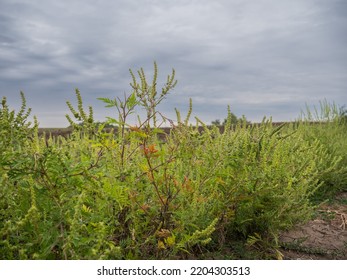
[0,0,346,127]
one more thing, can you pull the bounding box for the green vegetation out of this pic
[1,63,346,259]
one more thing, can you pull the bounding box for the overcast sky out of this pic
[1,0,346,127]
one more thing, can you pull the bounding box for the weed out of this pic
[1,63,346,259]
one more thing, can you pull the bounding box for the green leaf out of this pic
[106,117,121,125]
[152,128,164,134]
[126,92,138,110]
[97,97,117,108]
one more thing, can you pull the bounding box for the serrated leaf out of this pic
[106,117,121,125]
[97,97,117,107]
[152,128,164,134]
[126,92,138,110]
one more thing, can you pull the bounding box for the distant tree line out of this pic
[211,111,249,126]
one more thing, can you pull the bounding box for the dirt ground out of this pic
[279,192,347,260]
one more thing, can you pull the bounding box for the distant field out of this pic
[37,121,324,139]
[37,127,72,140]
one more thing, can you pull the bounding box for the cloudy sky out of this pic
[1,0,346,127]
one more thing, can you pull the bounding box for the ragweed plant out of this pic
[299,100,347,198]
[66,88,95,136]
[1,65,346,260]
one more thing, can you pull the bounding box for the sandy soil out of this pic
[279,192,347,260]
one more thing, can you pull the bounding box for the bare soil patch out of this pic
[279,192,347,259]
